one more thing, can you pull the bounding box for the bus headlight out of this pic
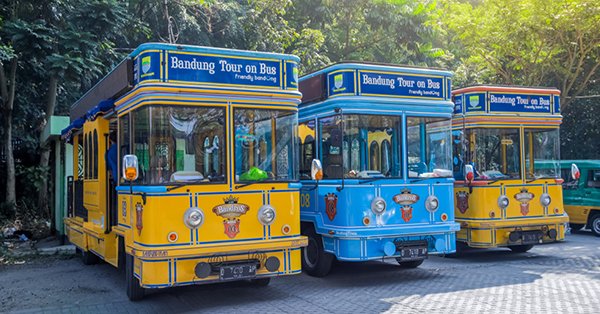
[425,195,439,212]
[184,207,204,229]
[497,195,509,209]
[371,197,386,215]
[258,205,276,225]
[540,193,552,207]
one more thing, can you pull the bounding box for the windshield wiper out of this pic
[166,179,205,192]
[358,177,387,184]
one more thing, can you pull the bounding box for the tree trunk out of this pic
[0,58,18,215]
[37,76,58,215]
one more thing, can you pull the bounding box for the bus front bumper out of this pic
[457,215,568,248]
[130,235,307,288]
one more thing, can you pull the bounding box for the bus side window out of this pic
[587,170,600,188]
[299,120,316,180]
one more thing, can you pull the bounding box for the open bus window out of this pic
[234,108,298,182]
[524,128,560,180]
[587,170,600,188]
[341,114,402,179]
[407,117,452,178]
[299,120,316,180]
[466,128,520,180]
[132,106,226,185]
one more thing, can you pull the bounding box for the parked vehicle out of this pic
[556,160,600,235]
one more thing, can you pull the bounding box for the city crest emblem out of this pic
[334,74,343,89]
[469,95,480,109]
[514,188,534,216]
[393,188,419,223]
[141,56,151,74]
[456,191,469,214]
[325,193,338,221]
[212,196,250,238]
[292,66,299,83]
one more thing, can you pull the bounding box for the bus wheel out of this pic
[126,254,145,301]
[570,223,584,232]
[509,245,534,253]
[250,278,271,287]
[301,227,333,277]
[590,214,600,237]
[395,259,424,268]
[81,249,99,265]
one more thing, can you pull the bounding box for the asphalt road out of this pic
[2,230,600,313]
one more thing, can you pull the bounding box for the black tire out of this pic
[570,223,584,232]
[590,214,600,237]
[509,244,534,253]
[117,237,125,274]
[395,259,424,268]
[250,277,271,287]
[126,254,145,301]
[81,249,100,265]
[301,225,334,277]
[444,241,468,258]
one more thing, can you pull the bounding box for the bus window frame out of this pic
[127,104,229,187]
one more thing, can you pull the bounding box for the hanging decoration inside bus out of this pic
[358,71,444,100]
[514,188,534,216]
[489,93,551,113]
[213,196,250,238]
[464,93,485,112]
[393,188,419,223]
[327,71,356,97]
[166,52,281,88]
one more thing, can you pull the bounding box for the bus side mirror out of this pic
[311,159,323,181]
[571,163,580,181]
[122,155,139,181]
[464,164,474,184]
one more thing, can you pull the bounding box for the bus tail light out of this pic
[135,203,143,235]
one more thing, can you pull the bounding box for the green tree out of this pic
[438,0,600,108]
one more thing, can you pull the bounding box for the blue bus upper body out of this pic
[298,63,459,261]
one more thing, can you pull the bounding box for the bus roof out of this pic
[299,62,453,107]
[68,43,301,121]
[452,85,562,119]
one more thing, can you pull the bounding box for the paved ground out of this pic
[2,230,600,313]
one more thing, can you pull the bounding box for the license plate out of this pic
[400,246,427,260]
[521,231,543,244]
[219,263,257,281]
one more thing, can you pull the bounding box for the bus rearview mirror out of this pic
[122,155,139,181]
[311,159,323,181]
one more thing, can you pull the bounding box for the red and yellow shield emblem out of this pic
[212,196,250,238]
[456,191,469,214]
[514,188,534,216]
[325,193,338,221]
[393,188,419,223]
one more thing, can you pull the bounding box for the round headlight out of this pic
[258,205,276,225]
[497,195,509,209]
[184,207,204,229]
[371,197,387,215]
[425,195,439,212]
[540,193,552,207]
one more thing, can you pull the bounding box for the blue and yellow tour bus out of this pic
[61,43,307,300]
[297,63,460,276]
[451,85,568,252]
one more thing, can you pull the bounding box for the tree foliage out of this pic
[438,0,600,108]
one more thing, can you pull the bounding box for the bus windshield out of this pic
[234,108,298,182]
[342,114,402,179]
[407,117,453,178]
[467,128,521,180]
[132,106,226,185]
[525,128,560,179]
